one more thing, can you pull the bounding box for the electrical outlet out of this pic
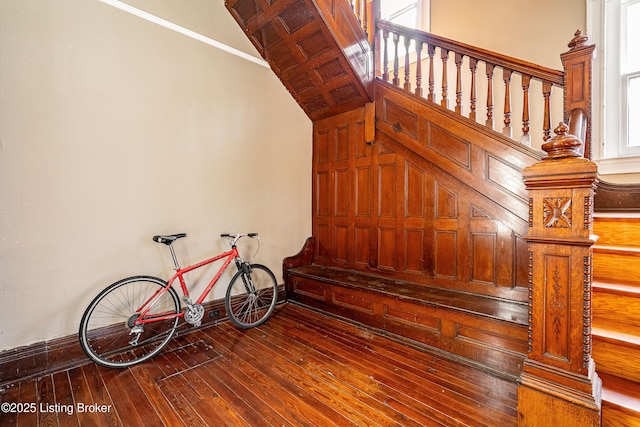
[208,309,220,319]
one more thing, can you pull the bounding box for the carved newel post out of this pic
[517,123,601,426]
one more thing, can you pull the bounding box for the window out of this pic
[621,0,640,152]
[597,0,640,174]
[380,0,429,31]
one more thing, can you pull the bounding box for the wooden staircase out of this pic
[593,214,640,426]
[226,1,640,424]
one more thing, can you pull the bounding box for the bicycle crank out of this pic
[184,303,204,327]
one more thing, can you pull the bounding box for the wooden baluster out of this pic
[455,53,464,115]
[362,0,368,38]
[503,68,513,138]
[542,81,552,140]
[441,48,449,108]
[428,44,436,102]
[415,40,423,97]
[469,58,478,121]
[486,63,495,128]
[381,29,389,81]
[393,32,400,86]
[404,36,412,92]
[521,75,531,146]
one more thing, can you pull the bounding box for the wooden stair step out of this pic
[593,247,640,284]
[599,372,640,427]
[593,281,640,334]
[593,280,640,296]
[592,328,640,383]
[594,213,640,248]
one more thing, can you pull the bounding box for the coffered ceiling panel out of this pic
[226,0,373,121]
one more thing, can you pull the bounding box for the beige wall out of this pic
[0,0,312,351]
[429,0,586,151]
[430,0,586,70]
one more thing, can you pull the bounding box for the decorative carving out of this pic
[543,197,572,228]
[568,29,589,51]
[529,198,534,227]
[541,122,583,160]
[584,196,593,230]
[528,251,533,353]
[549,265,567,344]
[582,255,592,369]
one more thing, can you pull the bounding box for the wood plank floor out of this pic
[0,304,518,426]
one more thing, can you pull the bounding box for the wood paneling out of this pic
[287,266,528,378]
[312,81,537,301]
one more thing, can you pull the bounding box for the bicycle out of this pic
[79,232,278,368]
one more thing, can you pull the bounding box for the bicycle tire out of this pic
[225,263,278,329]
[79,276,180,368]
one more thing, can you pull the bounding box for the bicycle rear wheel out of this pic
[225,263,278,329]
[79,276,180,368]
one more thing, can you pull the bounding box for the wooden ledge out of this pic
[288,265,528,326]
[600,372,640,416]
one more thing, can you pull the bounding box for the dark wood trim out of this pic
[0,292,285,386]
[595,180,640,212]
[286,265,528,379]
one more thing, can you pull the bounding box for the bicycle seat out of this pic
[152,233,187,245]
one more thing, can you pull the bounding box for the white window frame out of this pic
[590,0,640,175]
[380,0,430,31]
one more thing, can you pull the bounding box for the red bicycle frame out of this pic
[134,246,241,325]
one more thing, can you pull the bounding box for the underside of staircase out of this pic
[225,1,640,425]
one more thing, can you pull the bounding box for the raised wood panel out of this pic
[428,124,471,170]
[436,184,458,218]
[405,163,425,218]
[404,229,425,274]
[376,81,536,224]
[435,231,458,278]
[384,302,441,332]
[355,166,371,217]
[226,0,372,121]
[486,154,528,202]
[287,271,528,378]
[315,170,330,216]
[314,226,330,262]
[316,128,330,163]
[472,233,497,284]
[334,168,350,216]
[377,228,396,271]
[378,163,396,218]
[313,98,530,300]
[355,226,370,267]
[334,225,349,265]
[336,125,350,161]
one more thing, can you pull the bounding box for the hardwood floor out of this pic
[0,304,518,426]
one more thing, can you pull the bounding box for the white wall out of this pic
[0,0,312,351]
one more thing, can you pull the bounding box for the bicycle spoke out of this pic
[79,276,180,368]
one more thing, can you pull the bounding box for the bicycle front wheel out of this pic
[226,264,278,329]
[79,276,180,368]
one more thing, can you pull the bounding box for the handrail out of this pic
[374,19,571,147]
[377,21,564,86]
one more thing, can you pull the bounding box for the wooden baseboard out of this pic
[0,298,232,387]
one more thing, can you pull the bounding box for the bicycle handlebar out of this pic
[220,233,261,258]
[220,233,258,239]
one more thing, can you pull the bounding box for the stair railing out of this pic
[376,20,566,147]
